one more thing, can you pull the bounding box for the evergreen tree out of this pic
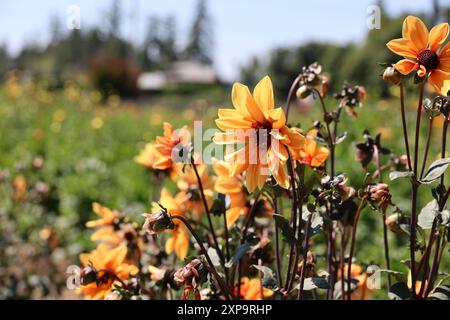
[184,0,213,65]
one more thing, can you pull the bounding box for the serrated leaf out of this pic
[225,243,252,268]
[418,200,439,229]
[273,214,296,245]
[421,158,450,184]
[389,171,414,181]
[388,282,411,300]
[252,265,279,291]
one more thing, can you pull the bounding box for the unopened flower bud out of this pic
[80,263,98,286]
[385,213,402,234]
[367,183,392,211]
[382,66,402,85]
[296,85,311,99]
[142,206,174,235]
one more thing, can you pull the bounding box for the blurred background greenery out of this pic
[0,0,449,299]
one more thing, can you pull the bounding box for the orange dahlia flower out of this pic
[235,277,273,300]
[298,129,330,168]
[86,203,122,246]
[77,244,138,299]
[214,76,305,192]
[387,15,450,94]
[213,160,248,227]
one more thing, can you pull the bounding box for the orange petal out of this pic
[232,82,266,123]
[245,164,259,192]
[417,65,427,77]
[215,117,253,131]
[429,69,450,95]
[253,75,275,113]
[386,39,419,59]
[429,22,449,52]
[439,42,450,61]
[267,108,286,129]
[272,164,289,189]
[402,16,429,52]
[394,59,419,75]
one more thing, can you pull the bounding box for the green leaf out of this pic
[388,282,412,300]
[225,243,252,268]
[418,200,439,229]
[273,214,296,245]
[421,158,450,184]
[389,171,414,181]
[428,285,450,300]
[302,277,330,291]
[252,265,279,291]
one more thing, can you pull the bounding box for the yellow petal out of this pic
[394,59,419,75]
[267,108,286,129]
[402,16,429,52]
[272,164,289,189]
[215,117,253,131]
[429,22,449,52]
[245,164,259,192]
[226,206,244,228]
[253,75,275,113]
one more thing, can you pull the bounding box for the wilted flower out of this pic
[318,174,355,204]
[213,76,306,192]
[367,183,392,212]
[297,251,316,278]
[354,130,390,168]
[392,154,410,172]
[142,205,175,235]
[334,83,366,117]
[387,16,450,95]
[174,259,207,300]
[296,62,328,98]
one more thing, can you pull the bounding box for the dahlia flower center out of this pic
[418,49,439,70]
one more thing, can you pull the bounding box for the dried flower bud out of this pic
[385,213,402,234]
[382,66,402,85]
[142,206,175,235]
[297,251,316,278]
[174,258,207,288]
[367,183,392,212]
[80,263,98,286]
[298,62,328,97]
[296,85,311,99]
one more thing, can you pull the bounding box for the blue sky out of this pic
[0,0,440,80]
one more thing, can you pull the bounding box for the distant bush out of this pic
[89,55,140,100]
